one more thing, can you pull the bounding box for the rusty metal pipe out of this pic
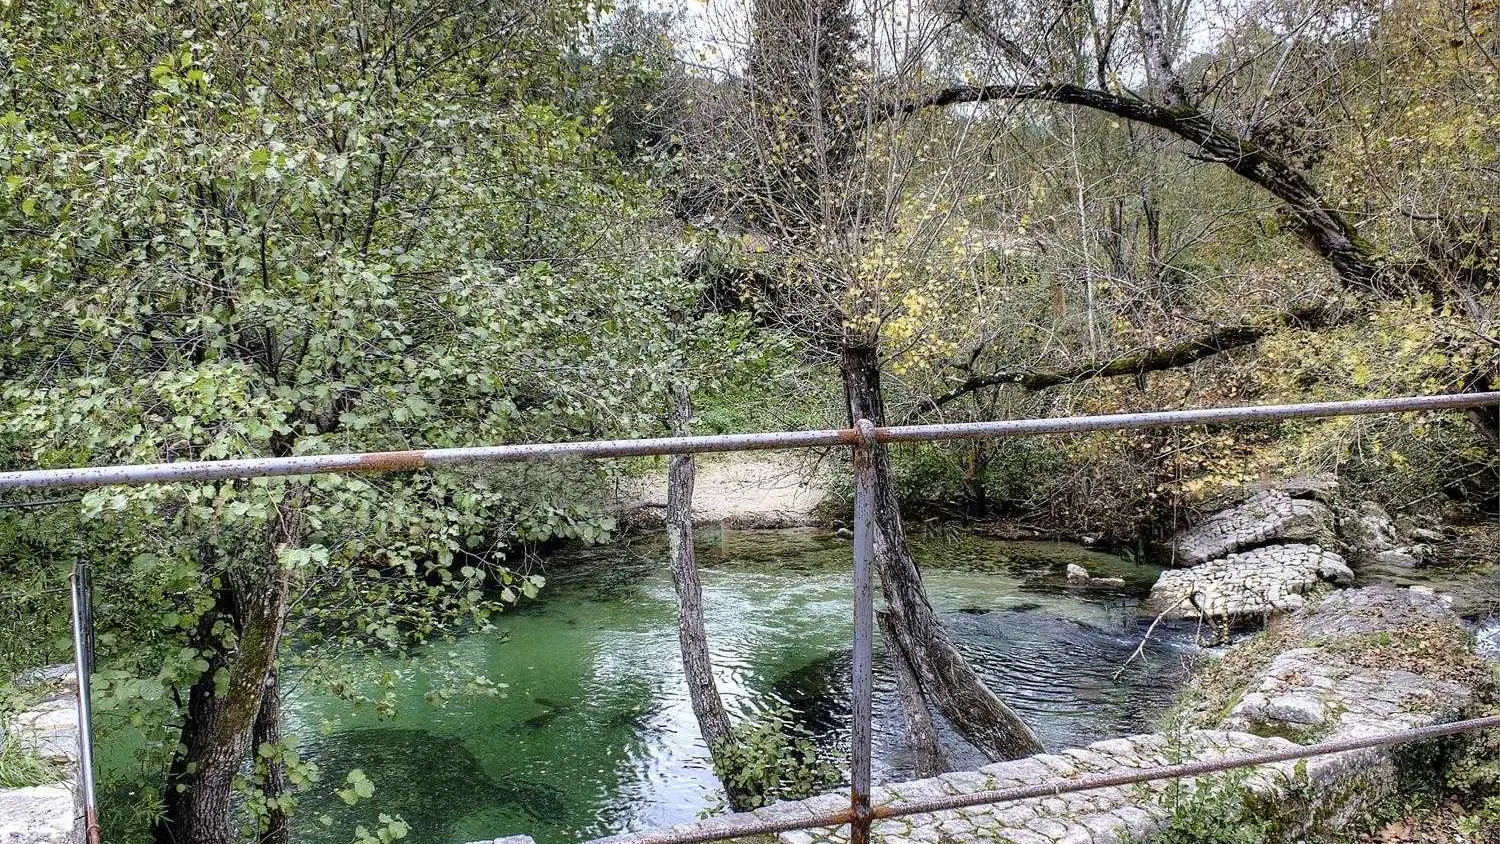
[68,567,101,844]
[1,392,1496,493]
[879,390,1500,444]
[848,420,878,844]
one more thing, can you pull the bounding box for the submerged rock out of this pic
[301,727,571,836]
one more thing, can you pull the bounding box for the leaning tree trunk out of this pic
[665,384,748,807]
[154,489,303,844]
[878,611,947,776]
[841,344,1044,761]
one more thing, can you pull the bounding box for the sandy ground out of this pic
[616,452,833,528]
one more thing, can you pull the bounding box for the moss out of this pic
[1158,614,1300,731]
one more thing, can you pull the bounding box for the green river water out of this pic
[268,529,1196,844]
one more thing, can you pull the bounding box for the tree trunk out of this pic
[154,490,303,844]
[252,667,290,844]
[878,611,947,777]
[841,344,1044,761]
[963,442,991,519]
[665,384,746,807]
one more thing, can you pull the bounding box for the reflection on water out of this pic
[289,530,1197,844]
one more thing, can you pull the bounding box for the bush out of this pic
[1152,770,1270,844]
[711,707,841,810]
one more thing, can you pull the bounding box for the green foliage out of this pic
[1151,770,1271,844]
[1447,709,1500,835]
[0,682,62,788]
[0,733,60,789]
[711,707,840,810]
[0,0,765,840]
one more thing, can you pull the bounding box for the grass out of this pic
[0,680,64,789]
[0,731,62,788]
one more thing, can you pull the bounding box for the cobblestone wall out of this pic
[1,666,84,844]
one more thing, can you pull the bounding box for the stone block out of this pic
[0,786,79,844]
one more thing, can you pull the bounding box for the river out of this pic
[285,529,1198,844]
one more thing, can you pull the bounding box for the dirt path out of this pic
[616,452,833,528]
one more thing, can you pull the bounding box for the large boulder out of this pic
[1143,544,1354,622]
[1337,500,1399,563]
[1170,490,1338,565]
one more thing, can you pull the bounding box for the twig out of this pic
[1113,594,1189,680]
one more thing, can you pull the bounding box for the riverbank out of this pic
[614,453,833,529]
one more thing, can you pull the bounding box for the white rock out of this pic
[0,786,79,844]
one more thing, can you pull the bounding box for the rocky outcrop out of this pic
[1,666,83,844]
[1217,587,1478,740]
[1143,544,1353,622]
[1170,489,1338,566]
[1153,475,1457,623]
[574,587,1490,844]
[1338,500,1398,561]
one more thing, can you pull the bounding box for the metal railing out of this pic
[2,390,1498,844]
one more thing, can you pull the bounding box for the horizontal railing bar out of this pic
[882,391,1500,444]
[1,392,1496,492]
[0,429,858,491]
[590,714,1500,844]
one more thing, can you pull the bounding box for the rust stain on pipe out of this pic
[351,450,429,473]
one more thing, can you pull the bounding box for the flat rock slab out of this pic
[1143,544,1353,622]
[10,699,81,763]
[1171,490,1338,565]
[0,785,79,844]
[2,665,81,844]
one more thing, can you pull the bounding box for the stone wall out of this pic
[1,666,85,844]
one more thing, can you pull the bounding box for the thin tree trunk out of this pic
[841,344,1044,761]
[665,384,745,807]
[878,611,947,777]
[253,667,289,844]
[154,489,303,844]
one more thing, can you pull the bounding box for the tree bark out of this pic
[907,304,1341,420]
[252,667,289,844]
[841,344,1044,761]
[878,611,947,777]
[154,490,303,844]
[1136,0,1189,108]
[665,384,746,807]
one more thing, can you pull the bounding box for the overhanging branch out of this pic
[876,82,1390,295]
[907,305,1343,421]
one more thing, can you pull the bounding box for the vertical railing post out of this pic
[69,563,101,844]
[849,419,877,844]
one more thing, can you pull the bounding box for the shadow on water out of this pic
[301,728,571,839]
[288,529,1198,844]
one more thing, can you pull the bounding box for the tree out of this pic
[665,0,1045,762]
[892,0,1496,439]
[0,1,716,840]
